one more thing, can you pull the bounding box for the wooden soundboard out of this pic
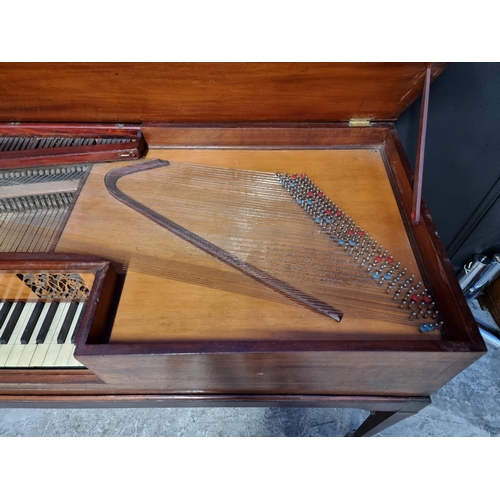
[57,148,431,341]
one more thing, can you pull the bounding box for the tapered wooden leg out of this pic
[351,398,431,437]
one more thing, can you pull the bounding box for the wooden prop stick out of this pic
[411,66,432,226]
[104,160,343,322]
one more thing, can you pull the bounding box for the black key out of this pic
[36,302,59,344]
[0,301,13,330]
[57,302,79,344]
[71,303,86,343]
[20,302,45,344]
[0,302,25,344]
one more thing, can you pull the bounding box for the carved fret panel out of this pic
[17,272,90,300]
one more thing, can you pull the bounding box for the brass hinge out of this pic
[348,118,372,127]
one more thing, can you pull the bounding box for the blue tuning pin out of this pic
[419,323,435,332]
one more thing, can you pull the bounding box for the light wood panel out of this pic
[56,148,438,341]
[0,272,38,301]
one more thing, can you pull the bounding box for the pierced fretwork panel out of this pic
[16,273,90,300]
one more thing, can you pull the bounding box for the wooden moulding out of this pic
[142,122,389,148]
[0,253,117,385]
[0,390,431,436]
[0,123,146,169]
[0,393,430,412]
[66,123,485,397]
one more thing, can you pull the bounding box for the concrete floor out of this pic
[0,345,498,437]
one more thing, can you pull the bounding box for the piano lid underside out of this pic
[53,149,441,342]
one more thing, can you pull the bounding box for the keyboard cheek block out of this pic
[0,254,117,378]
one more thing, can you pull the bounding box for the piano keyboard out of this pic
[0,300,86,368]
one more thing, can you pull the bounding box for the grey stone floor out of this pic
[1,345,499,437]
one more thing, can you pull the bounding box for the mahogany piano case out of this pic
[0,63,486,436]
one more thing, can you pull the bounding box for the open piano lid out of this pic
[0,63,447,123]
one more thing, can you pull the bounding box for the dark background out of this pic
[396,62,500,272]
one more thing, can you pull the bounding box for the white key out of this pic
[18,302,51,367]
[29,303,67,367]
[65,303,86,367]
[4,303,36,367]
[3,303,35,364]
[0,305,17,366]
[66,344,85,367]
[28,303,57,367]
[40,302,71,367]
[55,302,85,367]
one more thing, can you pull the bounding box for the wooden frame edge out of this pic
[142,122,389,148]
[382,125,485,349]
[0,393,430,410]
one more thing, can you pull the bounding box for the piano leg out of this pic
[351,397,431,437]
